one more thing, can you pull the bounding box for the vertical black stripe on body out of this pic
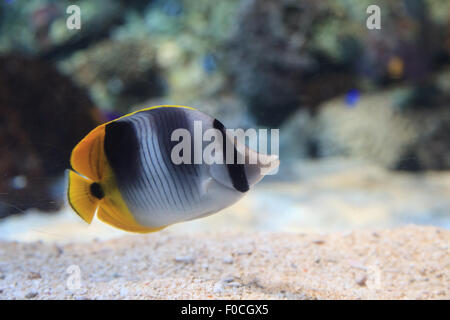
[213,119,249,193]
[104,121,140,180]
[104,120,156,212]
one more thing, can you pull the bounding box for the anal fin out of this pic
[97,199,165,233]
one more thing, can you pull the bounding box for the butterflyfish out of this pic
[67,105,279,233]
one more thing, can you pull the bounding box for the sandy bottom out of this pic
[0,225,448,299]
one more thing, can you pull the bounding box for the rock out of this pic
[356,275,367,287]
[222,256,234,264]
[316,89,418,168]
[316,85,450,170]
[119,287,129,297]
[227,282,242,288]
[227,0,450,126]
[221,276,235,283]
[25,292,38,299]
[28,272,41,280]
[279,109,317,160]
[60,39,165,112]
[0,0,126,57]
[227,0,338,126]
[107,0,239,109]
[213,282,223,294]
[174,256,195,264]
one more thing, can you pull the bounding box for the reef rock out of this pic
[227,0,450,126]
[59,39,165,112]
[0,55,100,218]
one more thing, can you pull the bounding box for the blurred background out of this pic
[0,0,449,242]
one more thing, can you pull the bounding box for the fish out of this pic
[67,105,279,233]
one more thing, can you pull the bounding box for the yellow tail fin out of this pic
[67,170,98,224]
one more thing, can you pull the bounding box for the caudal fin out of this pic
[67,169,98,224]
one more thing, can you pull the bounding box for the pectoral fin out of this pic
[67,170,98,224]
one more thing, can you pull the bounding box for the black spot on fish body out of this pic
[90,182,104,199]
[213,119,249,193]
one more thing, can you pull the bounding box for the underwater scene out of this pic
[0,0,449,300]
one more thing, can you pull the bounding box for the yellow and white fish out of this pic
[67,105,279,233]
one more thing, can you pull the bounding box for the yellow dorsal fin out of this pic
[118,105,197,121]
[67,170,98,224]
[70,124,106,181]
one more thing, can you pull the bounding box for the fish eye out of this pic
[90,182,105,200]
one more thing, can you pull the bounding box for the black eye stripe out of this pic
[213,119,249,193]
[104,120,141,183]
